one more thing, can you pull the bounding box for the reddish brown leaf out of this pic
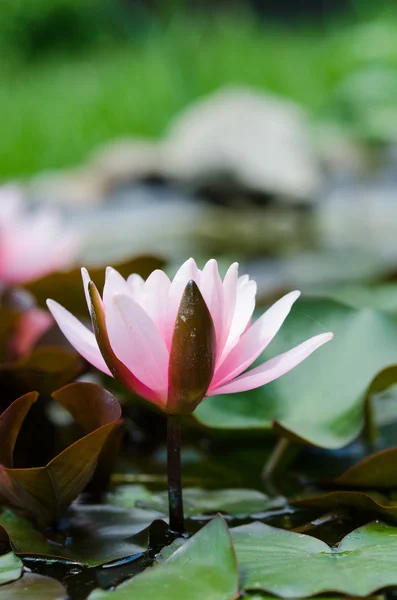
[293,490,397,519]
[332,446,397,489]
[0,383,122,528]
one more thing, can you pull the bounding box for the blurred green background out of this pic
[1,0,397,178]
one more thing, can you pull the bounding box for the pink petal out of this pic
[217,262,239,360]
[103,267,131,310]
[199,259,224,351]
[210,332,333,395]
[141,269,171,338]
[127,273,145,303]
[219,276,257,362]
[81,267,93,313]
[46,300,112,375]
[212,290,301,388]
[165,257,200,348]
[11,308,52,359]
[106,293,169,396]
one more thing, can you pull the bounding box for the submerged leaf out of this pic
[87,515,239,600]
[0,573,67,599]
[111,486,285,518]
[0,552,22,585]
[196,299,397,448]
[0,383,122,527]
[0,504,160,566]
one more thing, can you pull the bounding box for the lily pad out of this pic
[0,573,67,599]
[87,515,239,600]
[0,504,162,566]
[115,486,285,518]
[196,299,397,448]
[26,256,165,315]
[307,283,397,315]
[230,520,397,597]
[0,552,22,585]
[293,490,397,520]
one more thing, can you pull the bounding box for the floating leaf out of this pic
[293,490,397,520]
[26,256,165,315]
[0,552,22,585]
[0,503,161,566]
[112,486,285,518]
[307,283,397,315]
[230,520,397,597]
[0,383,122,527]
[87,515,239,600]
[196,299,397,448]
[0,573,67,599]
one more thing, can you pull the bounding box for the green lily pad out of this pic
[132,487,284,518]
[293,490,397,520]
[230,520,397,597]
[0,573,67,599]
[0,552,22,585]
[196,299,397,448]
[0,504,163,566]
[87,515,239,600]
[307,283,397,315]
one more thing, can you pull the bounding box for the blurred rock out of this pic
[315,126,373,177]
[28,86,322,208]
[29,167,105,208]
[88,139,163,189]
[162,86,322,204]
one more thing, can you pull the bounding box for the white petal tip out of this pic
[316,332,334,346]
[81,267,91,281]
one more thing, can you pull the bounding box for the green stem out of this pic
[167,414,185,534]
[262,436,291,479]
[363,396,378,447]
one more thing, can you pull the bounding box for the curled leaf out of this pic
[0,382,122,528]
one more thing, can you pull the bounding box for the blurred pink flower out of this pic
[10,308,53,359]
[47,259,333,413]
[0,185,80,285]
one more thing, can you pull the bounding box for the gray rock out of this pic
[162,86,321,203]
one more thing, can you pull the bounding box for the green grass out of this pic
[1,12,397,178]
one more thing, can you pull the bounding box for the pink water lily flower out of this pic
[47,259,333,414]
[0,185,80,285]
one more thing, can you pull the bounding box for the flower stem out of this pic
[262,436,291,479]
[363,396,379,448]
[167,414,185,534]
